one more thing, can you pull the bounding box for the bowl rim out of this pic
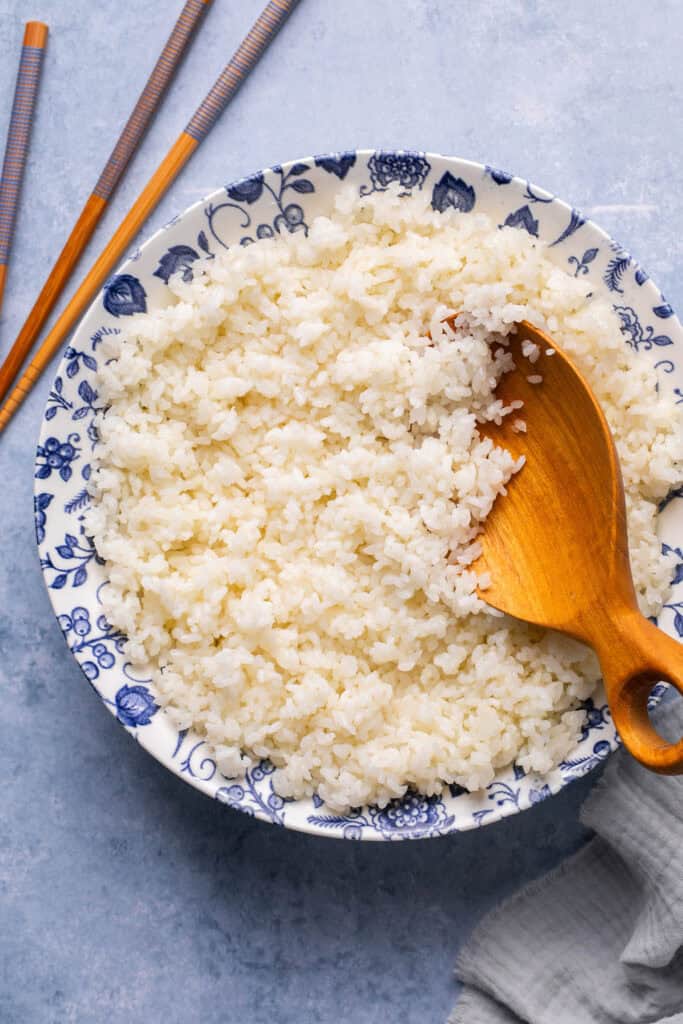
[34,148,682,840]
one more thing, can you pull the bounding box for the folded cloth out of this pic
[449,701,683,1024]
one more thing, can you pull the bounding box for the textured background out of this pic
[1,1,680,1021]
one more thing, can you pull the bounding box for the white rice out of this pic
[86,188,682,812]
[521,339,540,362]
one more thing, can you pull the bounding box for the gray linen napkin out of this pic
[449,701,683,1024]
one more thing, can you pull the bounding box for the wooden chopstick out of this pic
[0,21,48,315]
[0,0,299,435]
[0,0,210,408]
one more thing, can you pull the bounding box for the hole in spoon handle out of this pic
[603,618,683,774]
[609,673,683,773]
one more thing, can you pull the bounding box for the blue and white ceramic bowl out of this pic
[35,150,683,840]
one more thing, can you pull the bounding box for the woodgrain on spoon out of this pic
[475,321,683,774]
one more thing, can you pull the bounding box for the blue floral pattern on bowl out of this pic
[35,150,683,841]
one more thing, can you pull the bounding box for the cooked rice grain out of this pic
[86,189,681,811]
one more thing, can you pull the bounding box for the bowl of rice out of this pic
[35,150,683,840]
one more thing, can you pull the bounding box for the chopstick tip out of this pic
[24,22,49,48]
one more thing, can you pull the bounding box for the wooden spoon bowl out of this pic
[474,321,683,774]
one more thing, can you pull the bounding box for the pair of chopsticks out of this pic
[0,0,299,434]
[0,0,211,396]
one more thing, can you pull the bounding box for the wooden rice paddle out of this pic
[474,321,683,773]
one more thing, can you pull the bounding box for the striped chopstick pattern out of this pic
[94,0,210,200]
[0,22,48,266]
[186,0,297,142]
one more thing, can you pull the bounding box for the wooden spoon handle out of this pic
[595,611,683,774]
